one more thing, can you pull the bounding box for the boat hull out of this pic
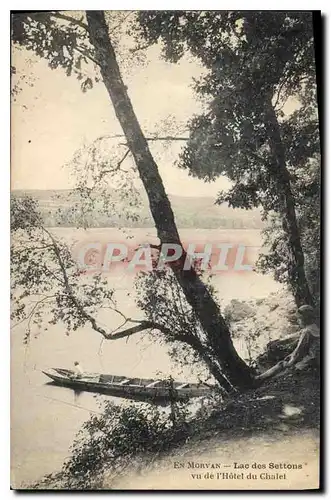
[42,368,213,402]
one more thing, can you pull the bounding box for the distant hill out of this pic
[12,189,264,229]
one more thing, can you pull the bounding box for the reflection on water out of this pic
[11,228,281,487]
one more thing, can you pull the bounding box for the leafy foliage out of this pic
[11,196,117,341]
[135,268,232,387]
[60,137,141,229]
[136,269,206,370]
[135,11,320,304]
[58,400,189,489]
[12,11,98,91]
[12,11,145,96]
[258,155,320,304]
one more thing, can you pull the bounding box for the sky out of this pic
[11,29,232,198]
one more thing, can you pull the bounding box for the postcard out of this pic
[11,10,320,490]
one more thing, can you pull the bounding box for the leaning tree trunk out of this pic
[265,100,314,308]
[86,10,255,390]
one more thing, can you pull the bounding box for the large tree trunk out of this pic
[264,101,314,308]
[86,10,254,390]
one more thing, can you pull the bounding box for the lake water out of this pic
[11,228,282,487]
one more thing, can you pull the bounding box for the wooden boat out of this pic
[42,368,213,402]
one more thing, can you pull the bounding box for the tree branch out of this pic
[11,295,56,330]
[12,220,164,344]
[255,328,317,382]
[41,227,110,338]
[73,44,100,67]
[50,12,88,31]
[94,147,131,183]
[110,11,134,33]
[32,227,174,342]
[104,133,190,142]
[109,323,149,340]
[129,43,151,54]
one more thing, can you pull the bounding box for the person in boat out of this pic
[72,361,84,378]
[285,304,320,369]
